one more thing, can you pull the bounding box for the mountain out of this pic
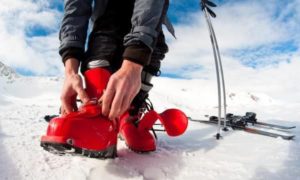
[0,61,19,82]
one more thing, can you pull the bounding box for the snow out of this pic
[0,72,300,180]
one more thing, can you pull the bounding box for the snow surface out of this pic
[0,72,300,180]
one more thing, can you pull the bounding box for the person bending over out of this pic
[59,0,174,121]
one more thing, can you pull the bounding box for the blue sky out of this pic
[166,0,299,77]
[0,0,299,78]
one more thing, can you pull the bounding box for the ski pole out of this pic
[205,4,229,132]
[200,0,228,139]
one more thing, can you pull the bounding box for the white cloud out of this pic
[162,0,300,103]
[0,0,299,104]
[0,0,62,75]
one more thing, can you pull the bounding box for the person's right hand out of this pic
[60,58,90,116]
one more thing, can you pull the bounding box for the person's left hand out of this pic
[101,60,143,120]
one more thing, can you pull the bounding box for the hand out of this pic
[101,60,143,120]
[60,58,90,115]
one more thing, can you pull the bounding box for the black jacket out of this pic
[59,0,175,66]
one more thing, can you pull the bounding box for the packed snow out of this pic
[0,63,299,180]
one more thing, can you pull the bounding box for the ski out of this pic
[254,122,295,130]
[204,117,295,131]
[212,112,296,131]
[188,117,227,125]
[243,126,295,140]
[188,117,295,140]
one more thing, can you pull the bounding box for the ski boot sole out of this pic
[41,142,117,159]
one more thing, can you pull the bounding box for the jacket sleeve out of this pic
[59,0,93,63]
[123,0,170,66]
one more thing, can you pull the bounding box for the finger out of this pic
[72,99,78,111]
[60,106,72,115]
[98,98,103,108]
[60,95,74,114]
[112,118,119,132]
[98,91,104,106]
[60,106,66,116]
[72,75,90,104]
[109,89,125,120]
[129,92,137,105]
[120,94,133,115]
[75,87,90,104]
[63,101,73,114]
[102,85,116,117]
[126,89,139,108]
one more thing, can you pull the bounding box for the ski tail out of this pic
[255,122,296,130]
[244,127,295,140]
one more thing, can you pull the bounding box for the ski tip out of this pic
[285,135,295,140]
[277,135,295,140]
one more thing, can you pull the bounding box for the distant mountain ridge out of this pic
[0,61,276,106]
[0,61,19,82]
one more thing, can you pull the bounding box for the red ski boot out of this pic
[41,68,118,158]
[119,92,188,153]
[119,112,157,152]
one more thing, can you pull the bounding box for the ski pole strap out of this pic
[200,0,217,18]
